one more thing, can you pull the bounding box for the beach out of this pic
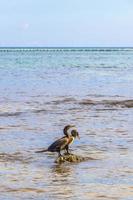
[0,47,133,200]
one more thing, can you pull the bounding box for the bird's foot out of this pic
[64,152,73,156]
[58,154,63,158]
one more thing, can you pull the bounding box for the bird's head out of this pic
[71,129,80,139]
[63,125,80,139]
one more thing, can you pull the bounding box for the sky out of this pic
[0,0,133,47]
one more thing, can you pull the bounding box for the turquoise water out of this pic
[0,48,133,200]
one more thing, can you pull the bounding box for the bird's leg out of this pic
[58,150,62,157]
[65,145,71,155]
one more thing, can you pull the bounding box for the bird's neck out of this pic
[68,136,75,145]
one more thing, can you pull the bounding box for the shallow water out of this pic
[0,47,133,200]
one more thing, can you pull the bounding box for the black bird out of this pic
[35,125,79,156]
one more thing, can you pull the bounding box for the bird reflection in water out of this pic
[50,164,74,199]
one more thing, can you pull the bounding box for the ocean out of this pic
[0,47,133,200]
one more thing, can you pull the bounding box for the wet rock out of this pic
[55,153,92,164]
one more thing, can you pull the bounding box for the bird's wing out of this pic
[48,137,68,151]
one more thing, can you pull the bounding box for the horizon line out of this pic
[0,46,133,48]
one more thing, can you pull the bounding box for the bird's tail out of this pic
[35,149,48,153]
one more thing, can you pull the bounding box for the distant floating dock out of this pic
[0,47,133,52]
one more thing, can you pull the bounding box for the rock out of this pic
[55,153,92,164]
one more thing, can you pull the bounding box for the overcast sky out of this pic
[0,0,133,47]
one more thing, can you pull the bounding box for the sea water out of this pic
[0,47,133,200]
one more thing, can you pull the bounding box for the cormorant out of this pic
[35,125,79,156]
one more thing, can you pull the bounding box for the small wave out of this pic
[0,109,48,117]
[79,99,133,108]
[33,109,48,113]
[0,152,32,163]
[103,100,133,108]
[0,111,22,117]
[52,97,76,105]
[1,187,45,193]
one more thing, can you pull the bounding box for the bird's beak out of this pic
[77,133,80,139]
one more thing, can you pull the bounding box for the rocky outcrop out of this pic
[55,153,93,164]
